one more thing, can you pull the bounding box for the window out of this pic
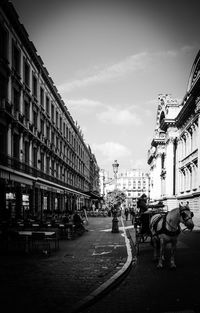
[13,88,20,112]
[0,125,7,155]
[32,74,37,98]
[24,100,30,121]
[40,153,44,171]
[0,24,9,61]
[23,59,30,87]
[24,141,29,164]
[33,110,38,128]
[12,41,21,75]
[56,136,59,148]
[66,126,69,140]
[60,117,62,132]
[56,111,58,127]
[40,119,44,135]
[40,87,44,107]
[46,96,50,115]
[0,75,8,101]
[161,153,165,169]
[51,160,54,176]
[33,147,37,168]
[13,133,19,159]
[46,125,50,140]
[46,157,50,174]
[51,103,54,121]
[51,131,54,145]
[56,163,59,178]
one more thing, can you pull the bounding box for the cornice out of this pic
[160,118,176,132]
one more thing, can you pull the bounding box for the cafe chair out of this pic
[45,232,59,251]
[31,232,51,255]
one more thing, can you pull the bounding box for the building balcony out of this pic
[0,152,84,193]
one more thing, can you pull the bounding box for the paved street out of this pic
[0,216,128,313]
[1,216,200,313]
[83,220,200,313]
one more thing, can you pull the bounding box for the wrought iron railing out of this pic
[0,153,83,193]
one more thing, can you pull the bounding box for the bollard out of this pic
[111,211,119,233]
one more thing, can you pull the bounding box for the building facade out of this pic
[0,1,100,222]
[147,50,200,226]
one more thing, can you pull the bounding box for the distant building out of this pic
[147,50,200,226]
[0,1,100,221]
[102,169,150,207]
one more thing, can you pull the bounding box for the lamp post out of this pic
[112,160,119,233]
[112,160,119,190]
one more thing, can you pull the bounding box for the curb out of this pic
[71,216,134,313]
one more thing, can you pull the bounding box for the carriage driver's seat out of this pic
[140,212,151,234]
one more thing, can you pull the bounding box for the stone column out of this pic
[165,138,175,197]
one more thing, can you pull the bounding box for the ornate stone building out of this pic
[0,1,100,222]
[147,50,200,225]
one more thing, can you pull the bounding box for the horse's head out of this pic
[179,202,194,230]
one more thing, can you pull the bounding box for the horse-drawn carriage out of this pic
[134,202,168,255]
[133,201,194,269]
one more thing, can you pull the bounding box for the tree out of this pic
[106,190,126,208]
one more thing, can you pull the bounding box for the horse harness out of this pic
[179,207,194,222]
[152,213,180,237]
[152,207,193,237]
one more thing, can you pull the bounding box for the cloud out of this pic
[130,158,149,171]
[58,52,148,93]
[92,142,131,161]
[58,46,194,96]
[67,98,102,109]
[97,106,142,126]
[180,45,196,53]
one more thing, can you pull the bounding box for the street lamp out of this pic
[111,160,119,233]
[112,160,119,189]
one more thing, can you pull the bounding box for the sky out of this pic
[10,0,200,176]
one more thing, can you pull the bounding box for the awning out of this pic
[0,168,33,186]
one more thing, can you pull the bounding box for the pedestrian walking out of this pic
[124,207,129,221]
[129,206,136,224]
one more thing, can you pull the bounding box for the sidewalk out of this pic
[0,216,133,313]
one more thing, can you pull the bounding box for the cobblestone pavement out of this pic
[0,216,129,313]
[83,220,200,313]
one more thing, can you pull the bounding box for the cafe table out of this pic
[18,231,56,253]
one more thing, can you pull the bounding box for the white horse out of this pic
[149,202,194,269]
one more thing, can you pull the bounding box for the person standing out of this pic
[137,194,148,233]
[129,206,136,225]
[124,207,129,221]
[137,194,148,214]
